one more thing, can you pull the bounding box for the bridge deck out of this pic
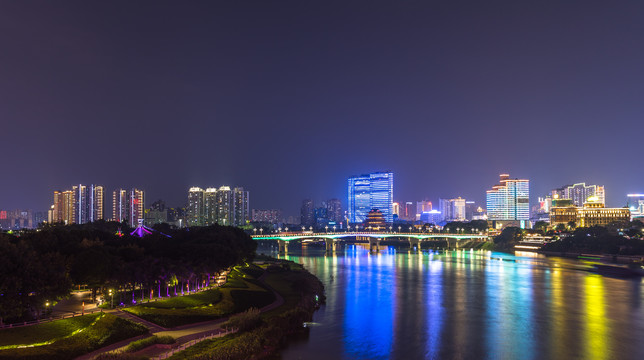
[251,232,489,241]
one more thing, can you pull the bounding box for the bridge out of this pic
[251,231,490,253]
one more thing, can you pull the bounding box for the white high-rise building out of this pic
[486,174,530,225]
[439,197,467,222]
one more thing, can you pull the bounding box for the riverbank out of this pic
[539,250,644,264]
[164,257,325,360]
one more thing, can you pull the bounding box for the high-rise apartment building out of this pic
[439,197,466,222]
[326,198,343,224]
[112,188,144,225]
[392,202,400,217]
[216,186,232,225]
[300,199,315,227]
[348,171,394,223]
[233,187,249,226]
[204,188,217,225]
[187,186,249,227]
[486,174,529,224]
[187,187,205,226]
[552,183,605,207]
[252,209,282,224]
[416,201,432,215]
[50,184,103,224]
[403,201,415,221]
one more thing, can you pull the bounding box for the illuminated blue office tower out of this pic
[348,171,394,224]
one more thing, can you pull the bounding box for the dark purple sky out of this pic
[1,0,643,216]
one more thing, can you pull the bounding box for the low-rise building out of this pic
[550,199,630,228]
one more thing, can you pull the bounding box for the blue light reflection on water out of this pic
[342,246,395,359]
[425,252,442,359]
[268,245,644,360]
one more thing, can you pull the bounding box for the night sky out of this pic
[2,0,643,216]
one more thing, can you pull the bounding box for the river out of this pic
[257,244,644,360]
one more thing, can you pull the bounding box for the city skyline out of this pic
[1,1,643,216]
[0,173,641,221]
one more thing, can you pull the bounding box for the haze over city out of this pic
[2,0,643,214]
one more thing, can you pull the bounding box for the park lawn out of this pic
[166,260,323,360]
[0,313,101,347]
[123,264,275,328]
[138,288,223,309]
[260,267,310,317]
[0,313,148,360]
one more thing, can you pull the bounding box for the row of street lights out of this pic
[253,226,488,235]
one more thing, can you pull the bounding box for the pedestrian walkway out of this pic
[76,270,285,360]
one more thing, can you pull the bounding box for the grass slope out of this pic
[0,313,101,347]
[123,264,275,328]
[167,259,324,360]
[0,313,148,360]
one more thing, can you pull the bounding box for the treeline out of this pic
[0,222,256,324]
[542,226,644,255]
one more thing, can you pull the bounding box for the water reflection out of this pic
[271,246,644,360]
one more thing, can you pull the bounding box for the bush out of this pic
[230,290,275,312]
[126,335,175,352]
[223,308,262,332]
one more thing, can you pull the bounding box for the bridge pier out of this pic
[369,238,380,252]
[408,237,419,250]
[446,238,461,250]
[325,239,338,253]
[278,240,288,254]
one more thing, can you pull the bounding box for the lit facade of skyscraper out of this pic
[112,188,144,225]
[486,174,530,222]
[348,171,394,223]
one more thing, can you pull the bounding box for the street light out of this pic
[109,289,113,309]
[325,225,329,233]
[333,225,336,232]
[260,228,264,235]
[302,226,305,232]
[398,226,402,233]
[253,228,257,235]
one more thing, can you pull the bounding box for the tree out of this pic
[494,227,523,244]
[533,221,548,234]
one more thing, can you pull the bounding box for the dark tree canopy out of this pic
[0,224,256,323]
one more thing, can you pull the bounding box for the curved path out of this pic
[76,271,285,360]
